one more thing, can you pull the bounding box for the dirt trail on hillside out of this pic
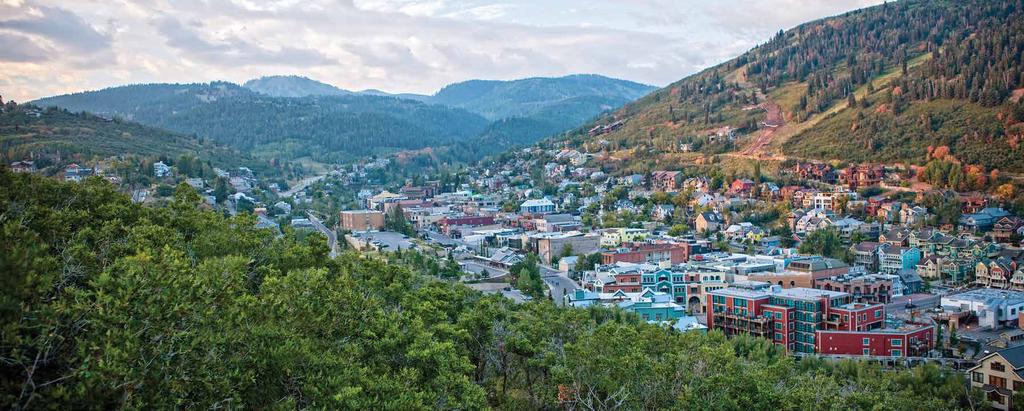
[740,101,784,157]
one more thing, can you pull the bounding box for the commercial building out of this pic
[708,282,933,355]
[339,210,385,231]
[533,232,601,264]
[601,242,694,265]
[941,289,1024,329]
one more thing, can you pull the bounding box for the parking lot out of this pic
[356,231,416,251]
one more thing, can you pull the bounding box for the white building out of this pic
[941,289,1024,329]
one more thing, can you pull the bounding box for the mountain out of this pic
[32,74,656,164]
[32,82,491,163]
[0,102,255,171]
[431,74,656,120]
[563,0,1024,174]
[242,75,352,98]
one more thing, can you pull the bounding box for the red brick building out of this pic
[708,283,934,356]
[601,242,691,265]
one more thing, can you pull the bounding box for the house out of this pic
[839,165,884,189]
[960,208,1012,232]
[900,206,929,227]
[10,160,35,173]
[558,256,579,273]
[967,345,1024,410]
[651,171,682,192]
[729,178,755,194]
[520,198,556,214]
[850,242,881,272]
[153,161,171,178]
[695,212,724,234]
[63,164,94,182]
[878,244,921,275]
[993,216,1024,243]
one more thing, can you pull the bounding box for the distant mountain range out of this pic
[32,74,655,164]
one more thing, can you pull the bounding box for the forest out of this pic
[0,169,988,409]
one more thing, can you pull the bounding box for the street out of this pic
[541,264,579,306]
[306,212,338,258]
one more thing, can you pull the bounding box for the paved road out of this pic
[540,264,579,306]
[306,212,338,258]
[423,230,460,247]
[281,175,325,198]
[459,259,509,279]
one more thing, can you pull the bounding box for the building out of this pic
[967,345,1024,410]
[748,257,849,289]
[10,160,35,173]
[960,208,1012,233]
[993,217,1024,243]
[941,289,1024,329]
[814,273,894,304]
[153,161,171,178]
[520,198,556,214]
[651,171,682,192]
[602,242,693,265]
[708,282,932,355]
[695,212,724,233]
[878,244,921,275]
[63,163,94,182]
[816,319,934,358]
[851,242,881,271]
[340,210,385,231]
[534,232,601,264]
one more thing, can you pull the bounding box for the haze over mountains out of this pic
[31,74,654,164]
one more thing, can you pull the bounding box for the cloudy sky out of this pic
[0,0,882,101]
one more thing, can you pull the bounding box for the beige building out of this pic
[968,345,1024,410]
[340,210,385,231]
[534,233,601,264]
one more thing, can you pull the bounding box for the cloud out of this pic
[153,15,333,66]
[0,0,885,101]
[0,31,51,62]
[0,4,111,54]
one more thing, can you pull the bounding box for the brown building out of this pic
[814,274,893,304]
[340,210,385,231]
[601,242,692,265]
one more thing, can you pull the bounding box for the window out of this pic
[988,391,1006,404]
[775,322,783,330]
[992,361,1006,372]
[891,339,902,347]
[775,332,782,341]
[990,376,1007,389]
[973,372,984,383]
[862,338,870,346]
[863,348,870,355]
[875,310,882,318]
[1014,381,1023,392]
[891,349,902,357]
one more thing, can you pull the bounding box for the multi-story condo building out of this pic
[708,282,933,356]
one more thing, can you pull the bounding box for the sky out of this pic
[0,0,883,102]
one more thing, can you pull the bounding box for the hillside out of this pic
[0,102,253,171]
[562,0,1024,174]
[431,74,655,120]
[32,74,655,165]
[32,82,492,163]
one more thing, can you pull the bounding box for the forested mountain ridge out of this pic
[0,169,985,409]
[561,0,1024,174]
[32,82,492,163]
[32,74,653,164]
[430,74,656,120]
[0,101,261,173]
